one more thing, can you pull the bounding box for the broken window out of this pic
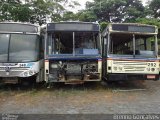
[135,35,155,51]
[110,33,133,55]
[109,33,156,56]
[47,32,100,55]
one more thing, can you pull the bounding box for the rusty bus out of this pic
[43,22,102,84]
[101,23,159,81]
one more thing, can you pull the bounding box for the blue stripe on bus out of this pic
[46,57,101,61]
[46,54,101,60]
[48,54,100,57]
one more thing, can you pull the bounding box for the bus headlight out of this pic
[23,70,35,77]
[23,71,28,77]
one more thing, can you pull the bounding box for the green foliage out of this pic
[149,0,160,18]
[100,21,108,32]
[134,18,160,28]
[0,0,31,22]
[77,10,97,22]
[134,18,160,37]
[59,11,77,21]
[48,0,80,22]
[80,0,145,23]
[0,0,80,25]
[29,0,50,25]
[0,0,160,27]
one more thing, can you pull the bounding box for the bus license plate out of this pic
[147,75,155,79]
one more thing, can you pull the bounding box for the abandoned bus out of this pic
[44,22,101,84]
[0,22,44,84]
[101,23,159,81]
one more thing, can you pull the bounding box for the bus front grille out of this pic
[113,61,147,72]
[0,71,24,77]
[0,67,28,70]
[0,66,29,77]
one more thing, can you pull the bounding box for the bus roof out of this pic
[46,22,100,32]
[0,22,39,27]
[102,23,158,36]
[0,22,39,33]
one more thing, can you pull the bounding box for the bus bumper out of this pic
[106,74,159,81]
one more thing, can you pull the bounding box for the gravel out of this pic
[0,80,160,114]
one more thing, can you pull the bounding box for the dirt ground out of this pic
[0,80,160,114]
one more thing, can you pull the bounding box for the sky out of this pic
[75,0,149,11]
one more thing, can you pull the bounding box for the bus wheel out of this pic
[22,80,30,86]
[47,83,52,88]
[20,77,36,88]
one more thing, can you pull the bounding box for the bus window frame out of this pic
[107,32,157,58]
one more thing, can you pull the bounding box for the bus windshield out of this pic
[47,32,100,55]
[109,33,156,57]
[0,34,39,62]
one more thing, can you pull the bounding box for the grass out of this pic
[0,81,145,99]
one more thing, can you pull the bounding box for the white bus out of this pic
[101,23,159,81]
[44,22,101,84]
[0,22,44,84]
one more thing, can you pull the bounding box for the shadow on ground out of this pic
[0,80,147,92]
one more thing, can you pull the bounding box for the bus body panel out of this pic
[105,58,159,81]
[0,61,40,77]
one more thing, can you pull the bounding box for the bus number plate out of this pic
[147,75,155,79]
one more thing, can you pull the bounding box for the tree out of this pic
[50,0,80,22]
[0,0,80,25]
[149,0,160,18]
[60,11,77,21]
[134,18,160,38]
[0,0,30,21]
[134,18,160,27]
[80,0,145,23]
[77,10,97,22]
[124,0,145,22]
[100,21,108,31]
[29,0,50,25]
